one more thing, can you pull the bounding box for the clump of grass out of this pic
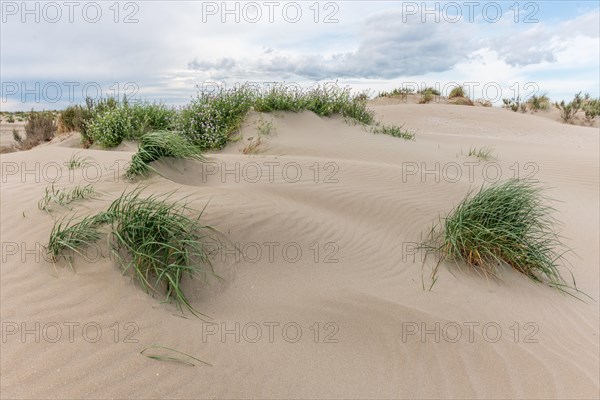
[253,84,375,125]
[467,146,495,161]
[371,123,415,141]
[129,101,177,139]
[340,92,376,125]
[64,153,90,170]
[126,131,204,178]
[253,85,305,113]
[104,190,215,315]
[448,86,465,99]
[421,179,577,292]
[418,92,433,104]
[47,188,216,316]
[527,94,551,111]
[418,87,441,103]
[377,87,414,99]
[418,87,441,96]
[7,115,15,123]
[38,183,97,211]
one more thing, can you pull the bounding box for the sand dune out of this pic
[1,105,598,398]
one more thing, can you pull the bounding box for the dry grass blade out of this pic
[140,345,211,366]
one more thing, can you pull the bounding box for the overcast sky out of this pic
[1,0,599,110]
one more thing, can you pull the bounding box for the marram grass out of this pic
[46,188,216,316]
[422,179,581,294]
[47,214,104,268]
[126,131,204,178]
[467,146,495,161]
[38,183,98,211]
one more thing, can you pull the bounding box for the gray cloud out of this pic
[187,10,477,80]
[187,58,237,71]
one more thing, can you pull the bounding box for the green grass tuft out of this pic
[47,188,216,316]
[126,131,204,178]
[421,179,578,293]
[38,183,98,212]
[64,152,91,170]
[371,123,415,141]
[449,86,465,98]
[467,146,495,161]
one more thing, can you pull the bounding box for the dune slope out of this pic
[1,106,598,399]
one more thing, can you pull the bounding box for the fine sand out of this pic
[1,104,598,398]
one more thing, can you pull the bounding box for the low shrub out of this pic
[555,92,584,123]
[502,97,522,112]
[527,94,551,111]
[25,110,56,141]
[177,86,254,149]
[12,111,56,150]
[582,96,600,121]
[87,106,132,148]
